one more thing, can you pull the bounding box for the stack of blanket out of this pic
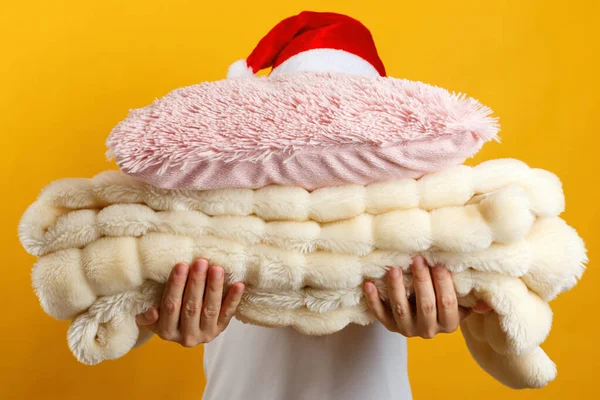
[18,72,587,390]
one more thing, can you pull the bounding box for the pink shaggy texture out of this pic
[106,72,499,190]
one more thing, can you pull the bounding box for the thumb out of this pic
[136,306,159,327]
[472,300,493,314]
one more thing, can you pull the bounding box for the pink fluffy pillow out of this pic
[106,72,498,190]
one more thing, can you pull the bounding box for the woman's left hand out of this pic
[364,255,490,339]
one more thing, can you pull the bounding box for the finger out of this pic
[136,306,159,332]
[157,263,189,341]
[180,259,209,339]
[472,300,493,314]
[431,264,460,333]
[364,281,397,332]
[410,256,438,338]
[217,282,246,330]
[200,266,225,334]
[386,267,415,336]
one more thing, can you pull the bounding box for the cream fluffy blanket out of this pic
[19,158,586,389]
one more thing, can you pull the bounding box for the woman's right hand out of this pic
[135,258,245,347]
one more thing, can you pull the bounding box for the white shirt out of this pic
[202,318,412,400]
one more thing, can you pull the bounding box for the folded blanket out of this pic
[67,271,555,389]
[18,158,587,389]
[105,72,499,190]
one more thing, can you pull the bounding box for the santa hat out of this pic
[227,11,386,78]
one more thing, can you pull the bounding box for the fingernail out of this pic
[388,267,400,278]
[473,300,493,314]
[175,264,188,276]
[192,263,200,273]
[365,282,374,293]
[193,259,208,273]
[413,255,425,268]
[212,267,224,279]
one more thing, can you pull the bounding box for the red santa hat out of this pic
[227,11,386,78]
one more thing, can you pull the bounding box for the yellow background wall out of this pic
[2,1,598,399]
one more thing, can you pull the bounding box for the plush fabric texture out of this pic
[18,158,587,389]
[105,72,499,190]
[229,11,387,77]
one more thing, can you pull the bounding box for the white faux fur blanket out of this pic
[18,158,587,389]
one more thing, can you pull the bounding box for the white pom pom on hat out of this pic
[227,59,255,78]
[226,11,386,78]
